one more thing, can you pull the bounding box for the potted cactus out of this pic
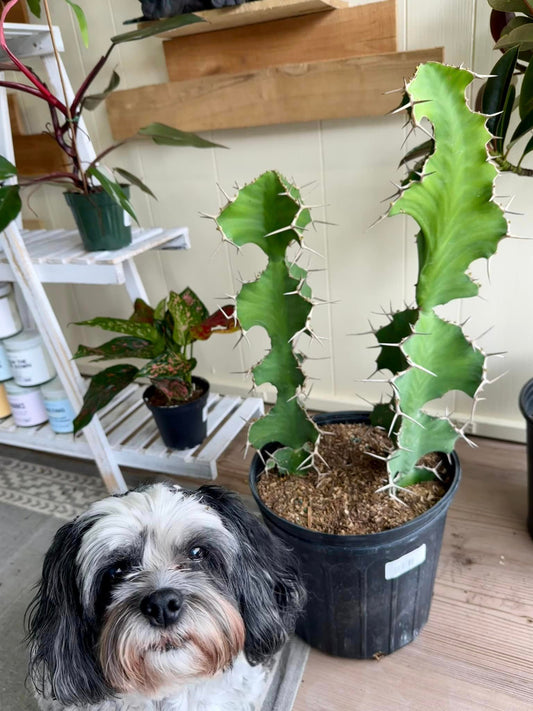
[72,289,238,449]
[214,62,507,658]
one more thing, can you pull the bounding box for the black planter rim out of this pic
[143,375,209,412]
[249,410,461,548]
[519,378,533,423]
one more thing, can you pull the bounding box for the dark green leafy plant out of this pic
[72,290,238,433]
[0,0,218,231]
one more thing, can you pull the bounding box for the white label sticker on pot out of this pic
[202,405,208,422]
[385,544,426,580]
[123,210,131,227]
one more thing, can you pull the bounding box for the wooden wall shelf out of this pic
[107,0,442,136]
[144,0,350,39]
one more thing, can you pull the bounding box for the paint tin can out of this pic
[0,282,22,339]
[4,330,56,386]
[41,377,75,433]
[4,379,48,427]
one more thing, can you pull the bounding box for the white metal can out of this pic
[4,379,48,427]
[0,282,22,339]
[3,330,56,386]
[0,340,12,382]
[41,377,75,434]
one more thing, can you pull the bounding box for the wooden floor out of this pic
[3,431,533,710]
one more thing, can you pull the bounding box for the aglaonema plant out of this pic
[370,62,508,492]
[72,289,238,433]
[215,171,319,475]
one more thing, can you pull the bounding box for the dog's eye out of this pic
[108,561,129,580]
[188,546,207,561]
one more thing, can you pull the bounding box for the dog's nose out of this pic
[140,588,183,628]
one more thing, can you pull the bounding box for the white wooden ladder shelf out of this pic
[0,23,263,493]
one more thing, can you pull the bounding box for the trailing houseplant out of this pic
[0,0,218,250]
[72,289,238,449]
[214,61,507,657]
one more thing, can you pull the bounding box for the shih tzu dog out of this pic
[26,483,305,710]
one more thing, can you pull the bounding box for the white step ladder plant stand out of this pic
[0,23,263,492]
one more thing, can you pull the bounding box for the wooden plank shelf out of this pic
[142,0,350,39]
[107,47,443,136]
[0,226,189,285]
[0,382,264,479]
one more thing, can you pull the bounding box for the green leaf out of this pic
[137,123,225,149]
[154,297,166,322]
[82,71,120,111]
[489,0,533,13]
[113,168,156,199]
[74,316,162,343]
[495,21,533,50]
[0,185,21,231]
[520,57,533,118]
[495,83,516,152]
[137,350,194,385]
[26,0,41,18]
[73,337,157,362]
[482,46,519,139]
[73,364,138,433]
[86,166,139,225]
[0,156,17,181]
[167,288,208,347]
[519,132,533,161]
[392,63,508,310]
[66,0,89,48]
[111,13,205,44]
[399,139,434,167]
[268,445,314,476]
[510,105,533,142]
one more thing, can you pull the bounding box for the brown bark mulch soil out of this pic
[257,423,450,535]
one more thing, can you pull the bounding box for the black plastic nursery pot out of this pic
[64,187,132,252]
[518,379,533,538]
[143,376,209,450]
[249,411,462,659]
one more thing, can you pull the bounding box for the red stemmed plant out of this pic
[0,0,216,229]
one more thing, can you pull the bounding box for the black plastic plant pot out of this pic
[64,187,132,252]
[518,379,533,538]
[249,411,462,659]
[143,376,209,450]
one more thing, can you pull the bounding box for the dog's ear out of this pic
[197,486,306,665]
[26,516,112,706]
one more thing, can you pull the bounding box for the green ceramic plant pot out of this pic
[64,187,132,252]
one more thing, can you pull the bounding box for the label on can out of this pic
[7,391,48,427]
[385,543,426,580]
[7,345,54,386]
[43,398,75,433]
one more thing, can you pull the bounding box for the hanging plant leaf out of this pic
[86,166,139,225]
[82,71,120,111]
[483,46,519,138]
[26,0,41,18]
[519,57,533,117]
[0,156,17,181]
[73,336,157,361]
[113,168,156,199]
[111,14,204,44]
[489,0,533,13]
[495,21,533,50]
[496,83,516,152]
[137,123,225,149]
[491,10,517,44]
[66,0,89,48]
[0,185,22,232]
[74,315,162,343]
[129,298,155,325]
[73,364,139,433]
[510,105,533,141]
[190,305,239,341]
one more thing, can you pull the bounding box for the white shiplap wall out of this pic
[20,0,533,441]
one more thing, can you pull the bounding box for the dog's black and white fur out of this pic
[26,483,305,710]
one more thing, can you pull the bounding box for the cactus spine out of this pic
[215,171,319,475]
[371,62,508,490]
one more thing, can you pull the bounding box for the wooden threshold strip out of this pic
[107,48,444,137]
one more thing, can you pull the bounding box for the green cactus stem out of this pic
[371,62,508,490]
[215,171,319,475]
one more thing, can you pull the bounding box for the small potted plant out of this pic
[0,0,218,250]
[72,289,238,449]
[214,62,507,658]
